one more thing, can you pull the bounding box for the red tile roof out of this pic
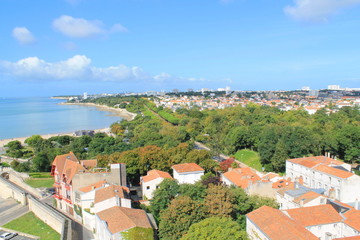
[80,159,98,169]
[97,206,152,234]
[52,152,78,176]
[293,191,323,205]
[94,185,130,204]
[246,206,318,240]
[141,170,172,183]
[314,164,354,179]
[172,163,204,173]
[52,152,87,184]
[223,168,261,189]
[285,204,343,226]
[344,209,360,231]
[288,156,344,168]
[288,156,353,179]
[78,180,107,193]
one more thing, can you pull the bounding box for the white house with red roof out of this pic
[93,184,131,213]
[247,203,360,240]
[276,180,327,210]
[95,206,154,240]
[172,163,204,184]
[140,170,173,200]
[286,156,360,203]
[221,167,261,189]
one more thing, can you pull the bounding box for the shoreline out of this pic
[59,102,137,121]
[0,128,110,148]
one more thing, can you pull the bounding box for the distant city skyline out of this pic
[1,0,360,97]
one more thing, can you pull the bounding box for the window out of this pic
[146,186,150,190]
[156,186,159,189]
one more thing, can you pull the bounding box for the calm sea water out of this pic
[0,97,123,139]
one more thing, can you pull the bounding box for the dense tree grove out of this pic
[150,178,277,240]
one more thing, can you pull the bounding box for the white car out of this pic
[0,232,18,240]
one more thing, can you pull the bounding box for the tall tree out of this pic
[159,196,206,240]
[181,217,248,240]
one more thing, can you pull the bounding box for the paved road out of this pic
[0,230,36,240]
[0,197,29,226]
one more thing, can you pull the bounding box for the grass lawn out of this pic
[2,212,60,240]
[234,149,263,172]
[25,178,54,188]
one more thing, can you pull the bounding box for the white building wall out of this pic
[306,223,344,240]
[94,197,131,214]
[120,198,131,208]
[142,177,165,200]
[343,224,360,238]
[94,197,118,213]
[246,217,270,240]
[285,161,360,202]
[173,171,204,184]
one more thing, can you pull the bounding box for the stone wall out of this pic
[246,181,276,198]
[0,176,73,240]
[8,171,42,198]
[0,176,27,205]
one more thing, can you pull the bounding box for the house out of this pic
[221,168,261,189]
[95,206,154,240]
[276,180,327,210]
[246,205,318,240]
[51,152,127,216]
[286,156,360,203]
[172,163,204,184]
[93,184,131,213]
[140,170,172,200]
[246,203,360,240]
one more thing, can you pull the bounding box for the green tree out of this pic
[151,179,180,221]
[270,139,289,172]
[204,184,235,217]
[159,196,206,240]
[181,217,248,240]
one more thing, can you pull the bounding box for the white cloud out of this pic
[0,55,161,82]
[53,15,104,38]
[110,24,128,33]
[12,27,36,45]
[53,15,127,38]
[285,0,360,22]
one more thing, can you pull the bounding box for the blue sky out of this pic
[1,0,360,97]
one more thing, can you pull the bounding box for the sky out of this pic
[1,0,360,97]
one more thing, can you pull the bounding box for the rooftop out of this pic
[285,204,343,226]
[95,185,130,204]
[97,206,152,234]
[141,169,172,183]
[246,206,318,240]
[222,168,261,189]
[172,163,204,173]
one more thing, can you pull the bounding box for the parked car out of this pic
[0,232,18,240]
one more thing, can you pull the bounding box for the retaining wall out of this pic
[0,176,73,240]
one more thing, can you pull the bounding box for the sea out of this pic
[0,97,123,140]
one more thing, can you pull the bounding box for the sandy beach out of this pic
[59,102,137,121]
[0,102,136,148]
[0,128,111,148]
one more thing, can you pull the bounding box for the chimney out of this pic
[110,163,127,187]
[355,199,359,210]
[299,176,304,185]
[294,179,299,189]
[300,199,305,207]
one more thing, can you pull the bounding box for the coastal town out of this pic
[67,84,360,115]
[2,0,360,239]
[0,90,359,239]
